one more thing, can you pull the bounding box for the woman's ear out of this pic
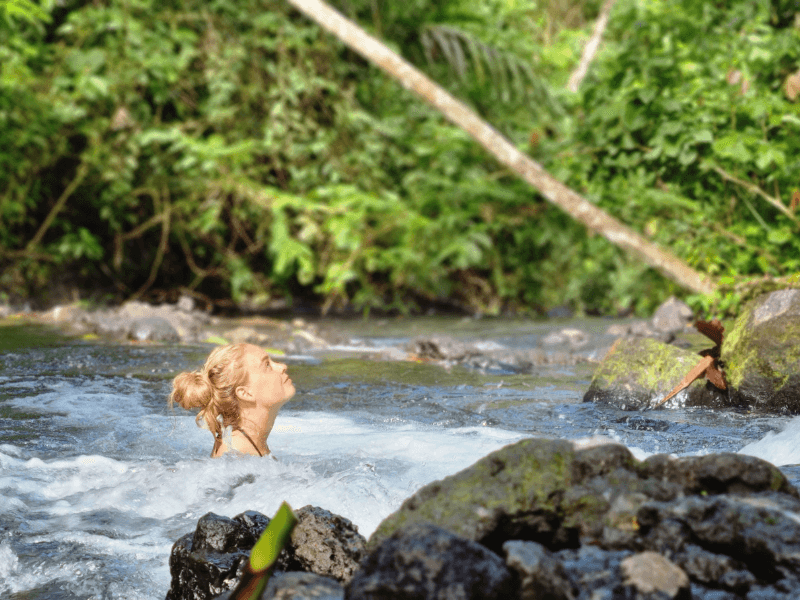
[235,385,253,403]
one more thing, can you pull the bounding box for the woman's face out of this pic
[239,344,296,408]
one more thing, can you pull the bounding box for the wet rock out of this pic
[223,326,270,345]
[542,328,589,350]
[651,297,693,334]
[130,316,180,342]
[503,540,575,600]
[637,492,800,583]
[637,452,798,498]
[606,320,673,343]
[215,572,344,600]
[166,511,271,600]
[367,437,579,552]
[722,288,800,413]
[277,506,366,583]
[556,546,633,600]
[167,507,366,600]
[583,337,728,410]
[346,522,515,600]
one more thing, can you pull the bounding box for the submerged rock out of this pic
[723,288,800,413]
[582,337,728,410]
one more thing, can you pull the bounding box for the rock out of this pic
[130,316,180,342]
[367,437,579,552]
[224,326,269,345]
[167,507,366,600]
[542,328,589,349]
[722,289,800,413]
[277,506,366,584]
[367,438,796,568]
[503,540,575,600]
[345,522,515,600]
[556,546,634,600]
[215,572,344,600]
[637,492,800,583]
[619,551,690,599]
[651,297,693,334]
[583,337,728,410]
[166,510,271,600]
[177,294,196,313]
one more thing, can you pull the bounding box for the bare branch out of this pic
[286,0,716,295]
[567,0,617,93]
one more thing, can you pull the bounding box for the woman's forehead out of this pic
[243,344,268,362]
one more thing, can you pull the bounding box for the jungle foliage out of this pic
[0,0,798,315]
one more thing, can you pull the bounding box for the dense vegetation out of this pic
[1,0,798,315]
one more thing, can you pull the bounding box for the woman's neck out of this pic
[238,404,282,455]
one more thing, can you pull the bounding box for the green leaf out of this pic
[228,502,297,600]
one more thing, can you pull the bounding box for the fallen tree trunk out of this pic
[286,0,717,296]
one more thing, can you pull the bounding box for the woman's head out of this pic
[169,343,296,444]
[169,343,249,436]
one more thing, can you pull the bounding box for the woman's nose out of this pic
[274,361,287,373]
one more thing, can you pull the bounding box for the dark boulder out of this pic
[166,511,270,600]
[345,522,515,600]
[503,540,575,600]
[166,507,365,600]
[277,506,366,583]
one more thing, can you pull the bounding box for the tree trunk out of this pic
[286,0,717,296]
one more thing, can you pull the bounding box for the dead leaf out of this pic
[652,355,715,409]
[791,190,800,212]
[786,70,800,102]
[695,319,724,347]
[705,362,727,389]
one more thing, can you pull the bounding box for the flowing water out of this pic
[1,317,798,600]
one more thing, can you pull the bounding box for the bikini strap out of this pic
[235,427,265,457]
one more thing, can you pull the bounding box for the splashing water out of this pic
[0,321,796,599]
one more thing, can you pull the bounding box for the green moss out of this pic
[590,337,704,397]
[722,294,800,391]
[367,439,575,549]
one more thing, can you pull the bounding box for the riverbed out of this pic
[0,317,798,599]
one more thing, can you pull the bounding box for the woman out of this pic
[169,343,295,457]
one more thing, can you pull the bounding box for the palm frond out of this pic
[420,24,560,113]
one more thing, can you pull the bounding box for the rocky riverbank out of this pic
[165,437,800,600]
[1,293,697,370]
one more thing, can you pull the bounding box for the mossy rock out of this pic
[582,337,727,410]
[368,438,578,553]
[366,438,795,555]
[722,289,800,413]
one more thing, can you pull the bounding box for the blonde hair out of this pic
[169,343,249,443]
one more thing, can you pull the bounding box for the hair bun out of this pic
[169,371,213,410]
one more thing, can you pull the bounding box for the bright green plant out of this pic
[229,501,297,600]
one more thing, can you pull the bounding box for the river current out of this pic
[1,317,798,599]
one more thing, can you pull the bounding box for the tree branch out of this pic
[710,164,798,225]
[286,0,716,295]
[567,0,616,93]
[26,162,89,250]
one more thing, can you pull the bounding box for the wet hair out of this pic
[169,343,249,443]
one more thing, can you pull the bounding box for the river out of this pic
[0,317,798,599]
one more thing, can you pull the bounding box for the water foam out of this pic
[738,416,800,466]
